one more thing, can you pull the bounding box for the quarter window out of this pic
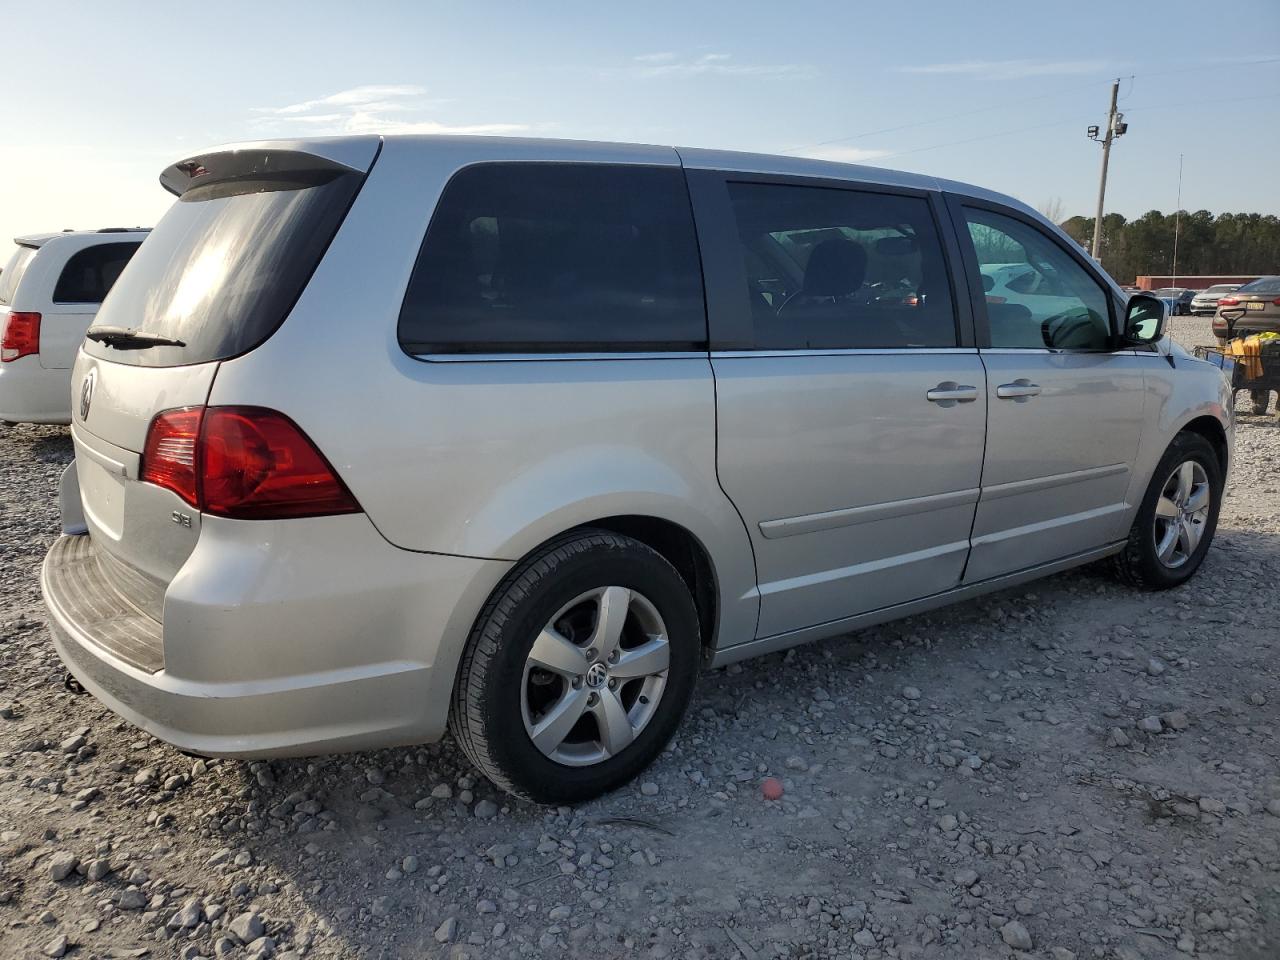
[398,164,706,354]
[963,208,1112,350]
[53,242,142,304]
[724,182,957,350]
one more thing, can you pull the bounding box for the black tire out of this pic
[1111,432,1223,590]
[449,530,700,803]
[1250,390,1271,415]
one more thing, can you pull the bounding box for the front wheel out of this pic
[449,530,700,803]
[1111,432,1223,589]
[1250,390,1271,415]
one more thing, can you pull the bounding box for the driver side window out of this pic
[964,208,1111,350]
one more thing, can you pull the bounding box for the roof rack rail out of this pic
[97,227,151,233]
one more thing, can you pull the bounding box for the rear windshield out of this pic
[0,245,38,305]
[1237,277,1280,294]
[84,151,365,367]
[53,242,142,304]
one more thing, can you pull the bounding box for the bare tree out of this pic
[1037,197,1066,225]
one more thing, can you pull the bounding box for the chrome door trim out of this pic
[413,351,711,363]
[711,540,1126,664]
[711,347,979,359]
[759,487,981,539]
[980,462,1128,501]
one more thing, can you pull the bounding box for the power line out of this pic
[778,56,1280,158]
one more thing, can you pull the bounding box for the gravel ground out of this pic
[2,317,1277,960]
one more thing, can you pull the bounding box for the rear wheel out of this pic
[1111,432,1222,589]
[449,530,700,803]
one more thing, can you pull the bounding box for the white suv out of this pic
[0,230,148,424]
[42,137,1232,803]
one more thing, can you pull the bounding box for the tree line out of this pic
[1056,210,1280,285]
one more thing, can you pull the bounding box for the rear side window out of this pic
[724,182,957,350]
[53,242,142,304]
[1237,277,1280,294]
[0,245,37,305]
[85,151,364,367]
[398,163,706,354]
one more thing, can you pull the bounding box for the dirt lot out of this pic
[1,317,1277,960]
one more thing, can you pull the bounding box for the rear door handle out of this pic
[926,382,979,406]
[996,379,1042,401]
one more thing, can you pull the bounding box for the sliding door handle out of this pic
[996,379,1042,401]
[926,382,979,406]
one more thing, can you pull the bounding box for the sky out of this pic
[1,0,1278,248]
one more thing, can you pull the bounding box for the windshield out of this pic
[85,151,365,367]
[1237,276,1280,295]
[0,245,37,305]
[1203,285,1238,294]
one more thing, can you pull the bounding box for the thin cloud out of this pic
[249,84,528,137]
[253,84,430,116]
[791,146,892,165]
[899,59,1105,79]
[631,52,812,79]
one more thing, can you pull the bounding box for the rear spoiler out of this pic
[159,137,382,198]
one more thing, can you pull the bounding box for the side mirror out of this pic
[981,274,995,293]
[1124,293,1167,344]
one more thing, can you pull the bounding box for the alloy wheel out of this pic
[1152,460,1211,569]
[521,586,670,766]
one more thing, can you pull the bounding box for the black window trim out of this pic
[686,168,975,353]
[943,192,1129,353]
[398,159,711,362]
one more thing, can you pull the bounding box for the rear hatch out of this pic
[71,138,380,620]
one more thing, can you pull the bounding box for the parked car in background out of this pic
[1191,283,1241,316]
[43,136,1232,802]
[0,229,148,424]
[1150,287,1195,316]
[1213,276,1280,342]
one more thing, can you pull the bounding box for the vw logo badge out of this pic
[79,370,96,420]
[585,662,609,689]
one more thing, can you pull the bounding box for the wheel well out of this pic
[577,516,719,660]
[1179,415,1229,474]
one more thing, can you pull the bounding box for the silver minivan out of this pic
[43,136,1233,802]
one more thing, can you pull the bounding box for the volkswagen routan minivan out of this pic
[43,136,1232,802]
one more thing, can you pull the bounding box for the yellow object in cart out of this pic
[1229,335,1264,381]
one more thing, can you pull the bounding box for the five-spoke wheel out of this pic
[522,586,671,766]
[449,530,700,803]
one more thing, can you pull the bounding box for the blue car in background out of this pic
[1150,287,1196,316]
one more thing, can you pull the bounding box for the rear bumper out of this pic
[0,357,71,424]
[43,515,511,758]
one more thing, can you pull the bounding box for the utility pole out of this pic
[1172,153,1183,286]
[1088,79,1127,262]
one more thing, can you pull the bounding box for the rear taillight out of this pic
[1218,297,1240,306]
[141,407,203,505]
[1,311,41,362]
[985,295,1007,304]
[141,406,360,520]
[1273,298,1280,306]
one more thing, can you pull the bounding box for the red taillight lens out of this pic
[1218,297,1240,306]
[985,295,1007,304]
[141,407,202,505]
[1,311,41,362]
[140,406,360,520]
[201,407,359,519]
